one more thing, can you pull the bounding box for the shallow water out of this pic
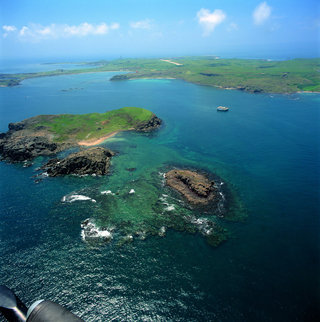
[0,70,319,321]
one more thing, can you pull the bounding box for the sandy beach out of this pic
[78,131,119,146]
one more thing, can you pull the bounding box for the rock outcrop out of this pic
[0,116,69,162]
[42,147,115,176]
[135,115,162,132]
[165,169,218,205]
[0,135,65,162]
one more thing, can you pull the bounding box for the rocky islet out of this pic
[165,169,219,205]
[42,147,115,176]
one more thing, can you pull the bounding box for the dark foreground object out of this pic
[27,301,82,322]
[0,285,83,322]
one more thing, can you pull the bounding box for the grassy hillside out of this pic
[1,57,319,93]
[32,106,154,142]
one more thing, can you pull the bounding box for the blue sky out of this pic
[0,0,319,60]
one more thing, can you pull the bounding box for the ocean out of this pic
[0,67,319,321]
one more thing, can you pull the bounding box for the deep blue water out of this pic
[0,69,319,321]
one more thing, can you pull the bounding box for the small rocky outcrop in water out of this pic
[42,147,115,176]
[165,169,218,205]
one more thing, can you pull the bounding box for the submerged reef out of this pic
[64,168,236,248]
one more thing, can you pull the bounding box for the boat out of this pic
[217,106,229,111]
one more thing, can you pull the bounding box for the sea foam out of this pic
[81,218,113,241]
[164,205,175,211]
[62,194,96,203]
[101,190,114,195]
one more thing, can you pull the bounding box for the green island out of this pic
[33,106,159,143]
[1,57,319,93]
[0,106,162,162]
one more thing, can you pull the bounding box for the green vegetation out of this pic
[33,106,154,142]
[1,57,319,93]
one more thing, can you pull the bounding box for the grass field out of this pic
[32,107,154,142]
[1,57,319,93]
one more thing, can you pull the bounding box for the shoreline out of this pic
[3,71,319,94]
[1,62,319,95]
[297,90,320,94]
[78,131,120,146]
[0,69,126,88]
[129,77,176,80]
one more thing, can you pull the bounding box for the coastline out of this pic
[297,90,320,94]
[78,131,120,146]
[2,70,319,94]
[129,77,176,80]
[1,57,319,94]
[0,69,127,88]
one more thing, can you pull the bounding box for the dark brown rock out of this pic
[42,147,115,176]
[8,122,25,131]
[0,117,67,162]
[0,136,63,161]
[135,115,162,132]
[165,169,218,205]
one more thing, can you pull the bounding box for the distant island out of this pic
[0,106,162,166]
[1,57,319,93]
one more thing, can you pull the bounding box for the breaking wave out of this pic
[61,194,96,203]
[81,218,113,241]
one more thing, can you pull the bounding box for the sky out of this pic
[0,0,319,60]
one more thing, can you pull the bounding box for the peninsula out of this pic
[1,57,319,93]
[0,106,162,163]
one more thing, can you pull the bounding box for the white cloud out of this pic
[19,24,56,39]
[19,26,29,36]
[94,23,109,34]
[130,19,152,29]
[63,22,109,36]
[253,2,272,25]
[13,22,119,41]
[110,23,120,30]
[37,25,55,36]
[3,25,16,32]
[197,8,226,36]
[2,25,17,38]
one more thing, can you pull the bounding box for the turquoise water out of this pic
[0,71,319,321]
